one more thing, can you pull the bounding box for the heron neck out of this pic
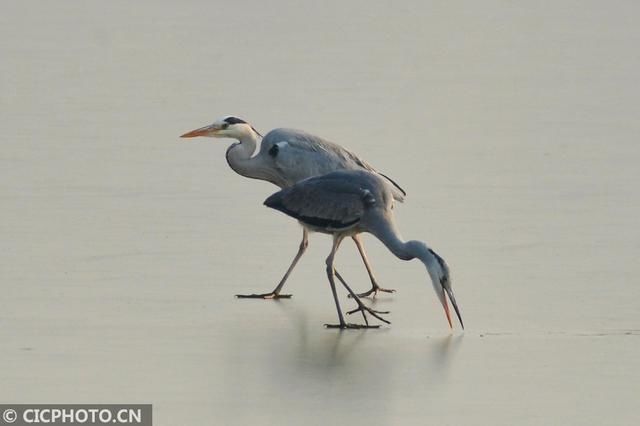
[369,215,411,260]
[368,215,431,264]
[225,132,262,180]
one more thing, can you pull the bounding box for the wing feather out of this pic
[259,128,406,200]
[264,172,375,231]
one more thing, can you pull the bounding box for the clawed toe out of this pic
[349,286,396,298]
[324,323,381,329]
[346,306,389,316]
[236,293,292,299]
[346,304,391,325]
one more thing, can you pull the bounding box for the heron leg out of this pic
[324,236,381,329]
[334,270,390,325]
[324,236,347,327]
[349,234,396,298]
[236,228,308,299]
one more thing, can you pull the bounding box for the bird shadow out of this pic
[271,298,382,364]
[424,333,464,380]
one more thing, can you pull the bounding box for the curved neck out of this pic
[369,213,459,328]
[368,215,447,300]
[225,131,263,179]
[368,215,432,264]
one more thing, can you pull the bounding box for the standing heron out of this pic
[264,170,464,329]
[180,116,406,299]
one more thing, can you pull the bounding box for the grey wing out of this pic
[258,129,357,184]
[259,128,406,200]
[264,173,376,231]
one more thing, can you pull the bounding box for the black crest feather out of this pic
[224,116,247,124]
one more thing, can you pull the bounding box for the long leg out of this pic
[236,228,309,299]
[324,236,347,327]
[350,234,396,298]
[325,236,381,329]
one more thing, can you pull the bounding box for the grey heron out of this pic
[264,170,463,329]
[180,116,406,299]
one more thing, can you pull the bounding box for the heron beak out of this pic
[442,292,453,329]
[444,287,464,330]
[436,283,463,330]
[180,124,218,138]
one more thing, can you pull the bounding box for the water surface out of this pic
[1,1,639,424]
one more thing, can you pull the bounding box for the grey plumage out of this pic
[265,170,464,329]
[258,128,406,201]
[181,117,402,299]
[264,170,392,232]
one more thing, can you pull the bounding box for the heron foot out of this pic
[351,286,396,299]
[346,303,391,325]
[235,292,292,299]
[324,323,381,329]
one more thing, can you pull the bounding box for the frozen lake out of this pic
[1,1,639,424]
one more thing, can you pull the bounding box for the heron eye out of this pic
[221,123,229,130]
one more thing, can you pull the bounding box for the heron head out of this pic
[180,116,262,139]
[419,244,464,330]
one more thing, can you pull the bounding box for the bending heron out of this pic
[264,170,464,329]
[181,116,406,299]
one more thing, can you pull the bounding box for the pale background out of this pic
[1,1,639,425]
